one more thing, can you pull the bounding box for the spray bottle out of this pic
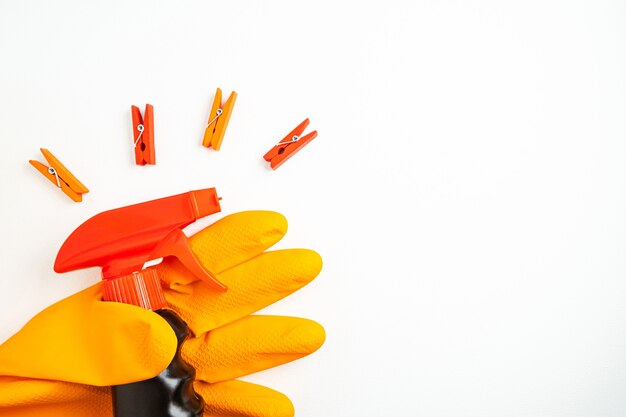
[54,188,226,417]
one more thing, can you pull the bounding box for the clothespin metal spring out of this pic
[133,124,144,147]
[47,167,61,187]
[206,108,223,128]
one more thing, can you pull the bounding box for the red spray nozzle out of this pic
[54,189,226,309]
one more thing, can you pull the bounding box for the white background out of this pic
[1,1,625,416]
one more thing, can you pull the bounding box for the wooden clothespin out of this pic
[131,104,155,165]
[263,118,318,170]
[202,88,237,150]
[29,148,89,202]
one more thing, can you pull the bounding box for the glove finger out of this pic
[157,211,288,287]
[164,249,322,334]
[195,380,294,417]
[183,315,325,383]
[0,284,176,386]
[0,376,111,416]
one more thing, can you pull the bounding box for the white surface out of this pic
[1,1,625,416]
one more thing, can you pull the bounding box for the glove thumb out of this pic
[0,284,176,386]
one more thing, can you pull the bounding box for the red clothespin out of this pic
[263,118,318,170]
[131,104,155,165]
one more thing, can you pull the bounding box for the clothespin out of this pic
[131,104,155,165]
[29,148,89,202]
[202,88,237,150]
[263,118,318,170]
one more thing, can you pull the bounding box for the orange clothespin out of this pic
[202,88,237,150]
[131,104,155,165]
[29,148,89,202]
[263,118,318,170]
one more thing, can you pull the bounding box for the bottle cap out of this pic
[102,268,166,311]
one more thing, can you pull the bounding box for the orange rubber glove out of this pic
[0,211,324,417]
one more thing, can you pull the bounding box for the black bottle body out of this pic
[112,309,204,417]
